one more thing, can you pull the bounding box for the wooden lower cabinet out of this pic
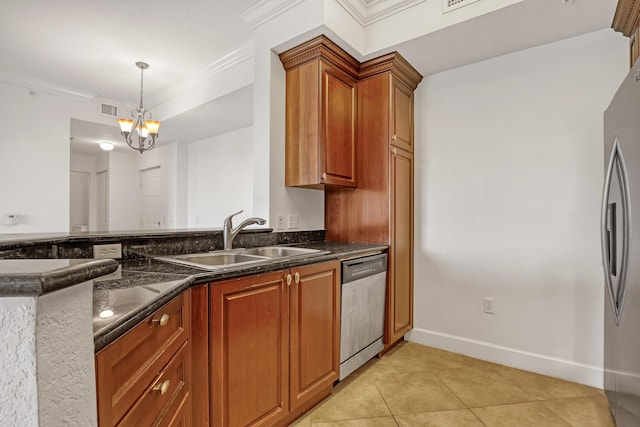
[289,262,341,412]
[95,289,195,427]
[210,261,341,427]
[210,271,289,427]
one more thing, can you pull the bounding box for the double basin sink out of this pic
[155,246,327,270]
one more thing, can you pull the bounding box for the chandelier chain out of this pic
[139,65,144,110]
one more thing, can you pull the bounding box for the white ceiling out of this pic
[396,0,620,76]
[2,0,621,156]
[0,0,260,103]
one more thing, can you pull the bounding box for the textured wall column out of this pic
[36,280,97,427]
[0,280,97,426]
[0,296,39,425]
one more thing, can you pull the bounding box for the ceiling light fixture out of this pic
[117,61,160,154]
[99,142,114,151]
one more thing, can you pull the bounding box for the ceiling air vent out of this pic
[100,103,118,117]
[443,0,480,13]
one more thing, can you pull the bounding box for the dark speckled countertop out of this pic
[92,241,387,351]
[0,258,118,296]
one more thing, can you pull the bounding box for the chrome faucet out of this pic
[223,210,266,250]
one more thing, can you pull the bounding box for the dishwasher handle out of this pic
[342,253,388,284]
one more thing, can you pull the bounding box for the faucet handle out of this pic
[224,210,243,226]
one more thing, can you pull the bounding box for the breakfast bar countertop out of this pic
[0,258,119,297]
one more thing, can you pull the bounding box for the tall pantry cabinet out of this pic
[325,53,422,348]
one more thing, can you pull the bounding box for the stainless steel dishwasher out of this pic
[340,253,387,380]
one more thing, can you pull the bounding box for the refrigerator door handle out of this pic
[606,203,617,277]
[601,136,632,326]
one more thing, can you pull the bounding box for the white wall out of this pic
[187,126,255,227]
[0,84,85,233]
[409,29,629,387]
[250,1,328,231]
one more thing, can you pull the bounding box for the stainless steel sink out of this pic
[239,246,322,258]
[155,251,267,270]
[154,246,326,270]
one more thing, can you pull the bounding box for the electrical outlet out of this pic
[484,297,495,314]
[287,213,299,229]
[93,243,122,259]
[276,214,286,230]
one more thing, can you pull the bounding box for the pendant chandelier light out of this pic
[117,62,160,154]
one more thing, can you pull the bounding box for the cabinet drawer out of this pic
[96,291,191,426]
[158,392,191,427]
[118,341,191,427]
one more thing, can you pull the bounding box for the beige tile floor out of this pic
[291,342,615,427]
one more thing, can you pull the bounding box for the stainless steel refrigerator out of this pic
[603,60,640,426]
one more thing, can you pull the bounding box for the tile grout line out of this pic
[432,369,489,426]
[372,382,400,426]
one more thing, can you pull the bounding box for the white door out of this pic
[140,167,163,229]
[97,171,109,231]
[69,171,89,232]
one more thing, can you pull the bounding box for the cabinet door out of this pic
[289,261,341,411]
[322,63,357,187]
[210,271,289,427]
[390,77,414,153]
[387,147,414,344]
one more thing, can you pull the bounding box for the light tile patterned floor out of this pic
[291,342,615,427]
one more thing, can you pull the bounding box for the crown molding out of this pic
[359,51,423,90]
[241,0,307,29]
[279,35,360,78]
[202,40,255,77]
[612,0,640,37]
[0,70,97,101]
[149,40,255,106]
[335,0,425,26]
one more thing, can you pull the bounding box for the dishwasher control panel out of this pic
[342,253,387,284]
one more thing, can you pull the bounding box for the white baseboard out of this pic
[407,328,603,389]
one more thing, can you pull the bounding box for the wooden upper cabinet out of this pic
[391,78,415,153]
[613,0,640,67]
[280,36,358,189]
[360,53,422,153]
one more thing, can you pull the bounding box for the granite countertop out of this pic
[0,258,118,296]
[93,241,387,351]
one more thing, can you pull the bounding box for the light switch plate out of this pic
[287,214,299,229]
